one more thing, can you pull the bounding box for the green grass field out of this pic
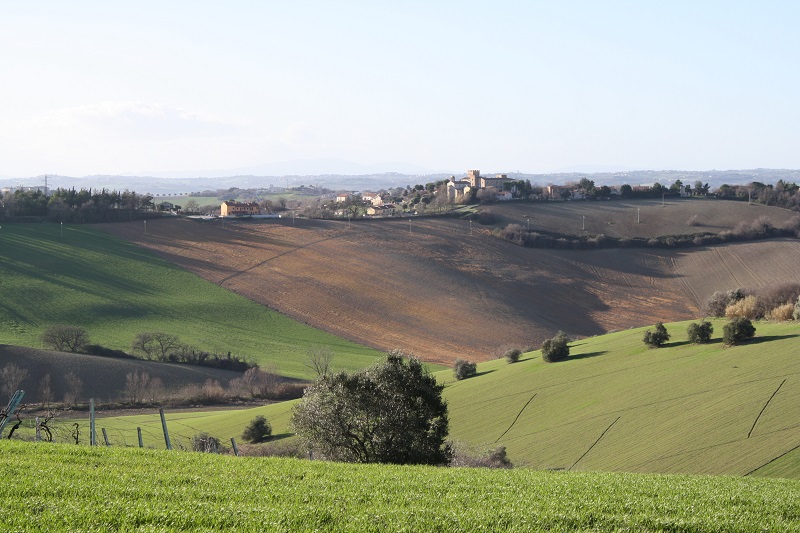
[442,319,800,478]
[64,319,800,479]
[2,439,798,532]
[0,223,381,379]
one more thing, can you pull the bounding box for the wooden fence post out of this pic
[231,437,239,457]
[137,427,143,448]
[159,408,172,450]
[102,428,110,446]
[90,399,97,446]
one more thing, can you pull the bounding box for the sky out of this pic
[1,1,799,178]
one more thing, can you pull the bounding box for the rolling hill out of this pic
[99,199,800,364]
[0,224,382,379]
[57,319,800,479]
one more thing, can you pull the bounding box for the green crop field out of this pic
[66,319,800,479]
[2,440,798,532]
[441,319,800,478]
[0,223,381,379]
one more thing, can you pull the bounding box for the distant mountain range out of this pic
[2,167,799,196]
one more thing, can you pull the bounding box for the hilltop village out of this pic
[209,169,698,219]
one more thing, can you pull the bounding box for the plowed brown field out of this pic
[100,213,800,365]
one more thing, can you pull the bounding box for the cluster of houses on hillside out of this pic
[213,169,694,219]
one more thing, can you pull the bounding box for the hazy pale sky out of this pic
[1,1,798,177]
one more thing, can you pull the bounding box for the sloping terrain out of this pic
[101,203,800,364]
[442,320,800,478]
[491,197,799,238]
[0,344,246,404]
[70,320,800,479]
[0,224,381,379]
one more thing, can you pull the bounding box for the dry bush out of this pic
[449,443,513,469]
[237,439,306,458]
[768,303,794,322]
[725,295,759,319]
[753,283,800,317]
[687,214,700,227]
[266,382,307,401]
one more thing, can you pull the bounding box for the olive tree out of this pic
[292,351,450,465]
[643,322,670,348]
[687,321,714,344]
[452,358,477,380]
[542,331,570,362]
[723,317,756,346]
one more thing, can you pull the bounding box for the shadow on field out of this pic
[746,334,800,345]
[568,350,608,361]
[268,433,294,442]
[474,369,497,378]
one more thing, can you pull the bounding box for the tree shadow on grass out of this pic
[473,369,497,378]
[567,350,607,361]
[268,433,294,442]
[742,334,800,346]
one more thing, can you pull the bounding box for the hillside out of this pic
[65,320,800,479]
[0,224,382,379]
[0,344,249,404]
[100,199,800,364]
[2,440,798,532]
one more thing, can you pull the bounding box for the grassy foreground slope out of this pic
[444,319,800,478]
[2,440,798,532]
[0,224,381,379]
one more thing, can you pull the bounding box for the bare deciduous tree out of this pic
[63,372,83,405]
[132,332,180,361]
[38,373,54,407]
[42,325,89,352]
[124,371,151,404]
[306,346,334,377]
[0,363,29,399]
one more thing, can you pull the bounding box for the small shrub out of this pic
[504,349,521,363]
[541,331,569,362]
[643,322,670,348]
[687,214,700,227]
[794,295,800,320]
[242,415,272,444]
[686,321,714,344]
[192,432,222,453]
[723,317,756,346]
[453,359,477,380]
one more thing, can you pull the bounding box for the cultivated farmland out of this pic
[491,197,800,238]
[101,200,800,364]
[68,320,800,479]
[0,224,381,379]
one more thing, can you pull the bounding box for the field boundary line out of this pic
[494,393,536,443]
[748,379,786,438]
[569,416,620,471]
[743,441,800,476]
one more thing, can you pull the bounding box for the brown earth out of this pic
[491,198,799,238]
[99,207,800,365]
[0,344,246,404]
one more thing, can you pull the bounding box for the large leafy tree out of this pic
[292,351,450,465]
